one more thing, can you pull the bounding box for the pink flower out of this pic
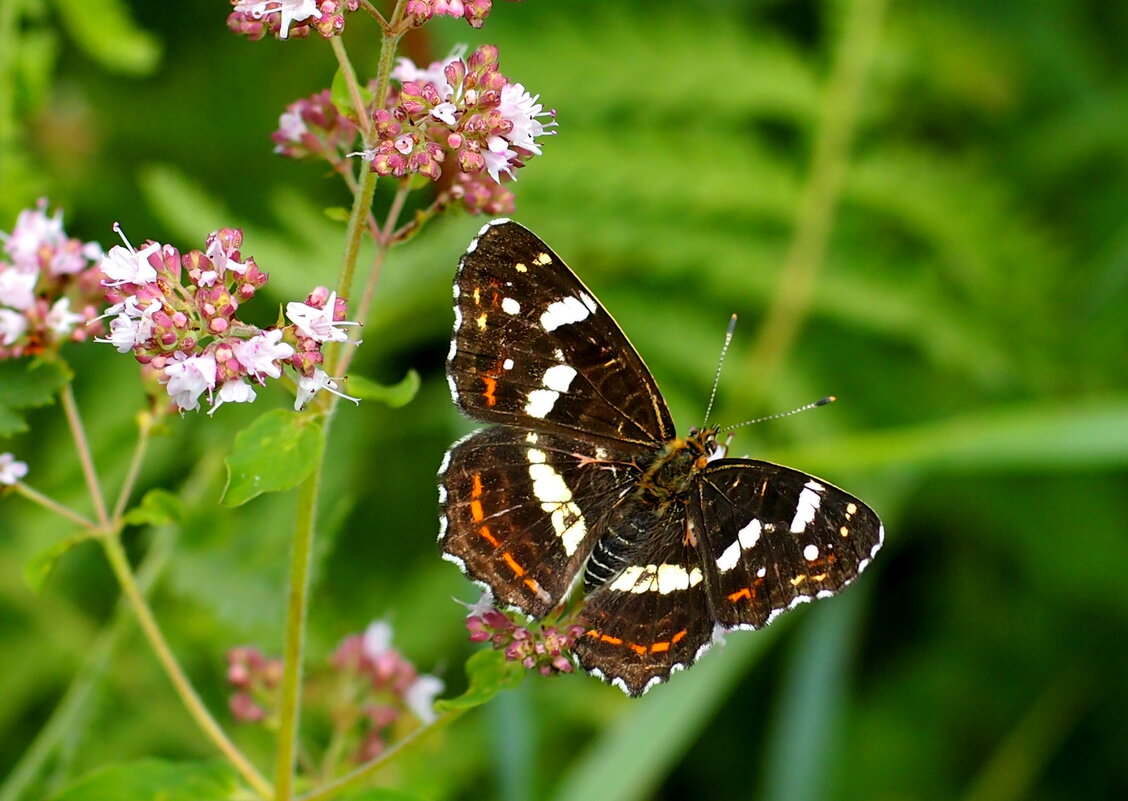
[0,310,28,346]
[208,379,257,415]
[294,368,358,410]
[0,268,37,311]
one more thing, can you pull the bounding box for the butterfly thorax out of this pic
[635,427,720,511]
[582,427,719,593]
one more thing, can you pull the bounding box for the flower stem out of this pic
[747,0,888,393]
[12,482,96,529]
[60,382,110,529]
[99,531,272,797]
[273,471,322,801]
[112,410,155,521]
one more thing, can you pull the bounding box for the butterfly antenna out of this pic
[722,396,837,432]
[702,314,738,427]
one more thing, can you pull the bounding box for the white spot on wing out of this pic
[609,564,703,594]
[717,540,741,572]
[503,358,514,370]
[718,518,762,572]
[579,292,597,313]
[789,481,824,533]
[803,543,819,561]
[526,447,586,556]
[541,364,577,393]
[501,297,520,315]
[540,296,592,331]
[524,388,559,418]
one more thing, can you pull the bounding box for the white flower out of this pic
[431,102,458,126]
[205,233,250,277]
[294,368,359,411]
[208,379,257,416]
[0,267,37,310]
[163,353,217,412]
[46,298,83,337]
[234,329,293,380]
[95,298,159,353]
[483,136,517,184]
[285,292,357,343]
[0,452,28,485]
[498,83,552,156]
[1,203,63,272]
[234,0,319,39]
[275,108,308,150]
[362,620,394,661]
[100,242,159,286]
[403,674,444,725]
[0,309,28,346]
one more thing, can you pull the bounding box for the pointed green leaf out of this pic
[222,410,325,507]
[48,759,239,801]
[122,488,185,528]
[434,649,525,712]
[0,359,70,436]
[53,0,160,75]
[24,532,97,594]
[346,370,421,408]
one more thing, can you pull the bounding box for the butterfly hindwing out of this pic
[448,219,675,450]
[573,509,715,696]
[439,425,640,618]
[694,461,884,630]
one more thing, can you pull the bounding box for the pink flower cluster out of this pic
[361,45,555,188]
[227,646,283,723]
[0,200,106,359]
[272,88,358,163]
[97,226,358,414]
[228,621,444,764]
[465,596,584,678]
[227,0,359,41]
[405,0,497,29]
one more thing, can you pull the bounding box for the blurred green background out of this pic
[2,0,1127,799]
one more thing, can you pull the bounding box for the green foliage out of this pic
[47,759,238,801]
[434,649,526,713]
[1,1,1127,800]
[0,359,69,436]
[347,370,421,409]
[222,409,325,506]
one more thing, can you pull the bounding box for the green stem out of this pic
[99,532,272,798]
[330,37,372,142]
[273,473,322,801]
[111,411,155,521]
[12,482,96,530]
[0,455,220,801]
[747,0,888,395]
[59,382,110,529]
[298,710,463,801]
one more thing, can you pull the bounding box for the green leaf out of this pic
[331,68,374,124]
[53,0,160,75]
[346,370,421,408]
[340,789,429,801]
[24,532,97,594]
[0,359,70,436]
[222,410,325,507]
[122,488,185,528]
[434,649,525,712]
[48,759,239,801]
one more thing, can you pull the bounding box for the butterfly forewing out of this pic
[448,220,675,450]
[694,461,884,630]
[439,425,641,617]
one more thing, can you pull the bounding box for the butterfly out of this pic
[438,219,883,695]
